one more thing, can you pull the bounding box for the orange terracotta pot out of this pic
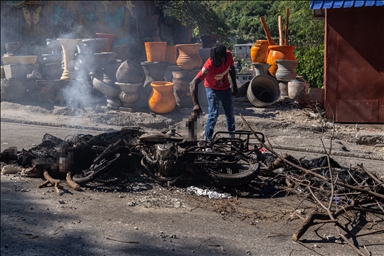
[175,44,202,70]
[256,40,270,62]
[250,44,268,63]
[266,45,296,77]
[165,45,177,64]
[95,33,115,52]
[148,81,176,114]
[144,42,166,62]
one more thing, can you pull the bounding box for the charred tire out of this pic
[209,161,260,187]
[72,153,123,184]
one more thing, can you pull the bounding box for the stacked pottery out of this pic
[41,39,62,80]
[275,59,297,98]
[171,44,203,108]
[115,59,145,111]
[1,41,43,102]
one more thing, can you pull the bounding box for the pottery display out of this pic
[171,70,198,108]
[266,45,296,77]
[92,76,120,99]
[57,38,82,80]
[275,59,297,82]
[2,55,37,65]
[256,40,270,62]
[76,52,117,80]
[3,64,39,79]
[175,44,202,70]
[250,44,268,63]
[5,41,23,55]
[278,82,289,97]
[40,54,62,65]
[78,38,108,54]
[116,82,142,107]
[115,59,144,83]
[95,33,115,52]
[144,42,166,62]
[148,81,176,114]
[165,45,177,64]
[252,63,270,77]
[46,39,61,55]
[288,79,307,103]
[26,70,43,80]
[102,59,122,86]
[247,75,280,107]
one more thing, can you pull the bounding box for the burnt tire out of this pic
[208,160,260,187]
[72,153,123,184]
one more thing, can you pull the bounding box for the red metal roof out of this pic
[310,0,384,9]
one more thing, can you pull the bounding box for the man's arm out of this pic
[190,76,202,113]
[229,65,238,97]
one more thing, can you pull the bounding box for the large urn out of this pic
[266,45,296,77]
[175,44,202,70]
[148,81,176,114]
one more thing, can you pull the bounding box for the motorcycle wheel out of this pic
[192,149,260,186]
[72,153,123,184]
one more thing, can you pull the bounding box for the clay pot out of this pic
[144,42,166,62]
[116,82,142,107]
[266,45,296,77]
[148,81,176,114]
[275,60,297,82]
[78,38,108,54]
[95,33,115,52]
[247,75,280,107]
[250,44,268,63]
[165,46,177,64]
[279,82,289,97]
[175,44,202,70]
[288,79,307,103]
[103,59,122,85]
[46,39,61,55]
[171,70,198,108]
[256,40,269,61]
[92,76,120,98]
[116,59,144,83]
[5,41,23,55]
[200,34,217,48]
[252,63,270,76]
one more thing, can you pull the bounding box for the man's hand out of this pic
[232,86,238,97]
[193,104,202,115]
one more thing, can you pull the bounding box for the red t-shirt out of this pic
[196,50,234,90]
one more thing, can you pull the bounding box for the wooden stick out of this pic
[285,8,289,46]
[260,16,276,45]
[66,172,82,191]
[278,15,283,46]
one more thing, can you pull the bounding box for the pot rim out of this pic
[150,81,173,87]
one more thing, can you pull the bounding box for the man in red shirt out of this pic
[189,43,238,141]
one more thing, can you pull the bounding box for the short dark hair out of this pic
[210,43,227,67]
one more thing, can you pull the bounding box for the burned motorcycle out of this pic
[72,129,265,187]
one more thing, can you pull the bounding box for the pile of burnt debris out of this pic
[1,119,383,255]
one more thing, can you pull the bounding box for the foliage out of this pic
[266,1,324,88]
[155,1,230,43]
